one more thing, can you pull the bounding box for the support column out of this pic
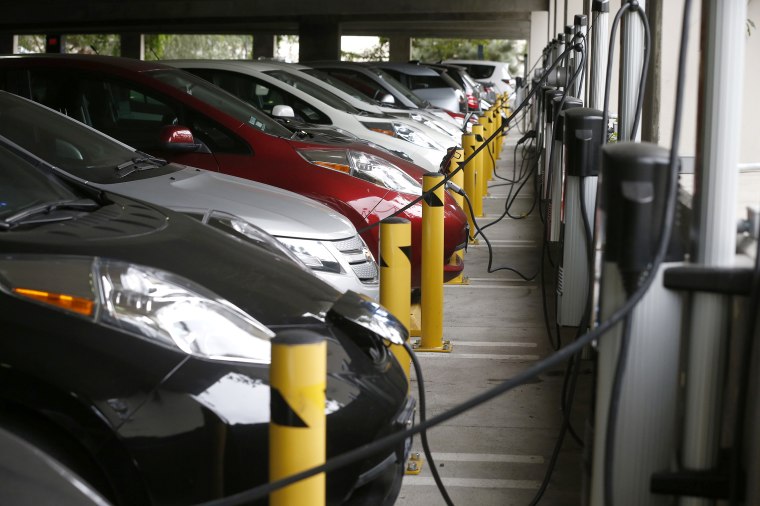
[253,31,276,59]
[45,34,65,53]
[298,18,340,62]
[529,11,549,72]
[388,35,411,63]
[120,33,144,60]
[0,35,17,55]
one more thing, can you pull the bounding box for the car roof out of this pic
[0,53,169,73]
[369,62,440,76]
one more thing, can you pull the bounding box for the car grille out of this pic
[334,235,379,284]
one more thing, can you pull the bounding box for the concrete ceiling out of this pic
[2,0,547,40]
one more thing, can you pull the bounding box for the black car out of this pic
[0,139,413,506]
[0,426,111,506]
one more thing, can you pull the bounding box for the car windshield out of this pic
[462,63,496,80]
[263,70,360,114]
[300,68,377,105]
[0,92,177,184]
[0,141,80,221]
[148,69,292,137]
[370,68,428,108]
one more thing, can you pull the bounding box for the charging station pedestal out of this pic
[590,143,685,506]
[547,96,582,243]
[557,108,604,327]
[541,88,563,203]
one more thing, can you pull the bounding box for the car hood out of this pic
[104,166,357,241]
[1,193,339,326]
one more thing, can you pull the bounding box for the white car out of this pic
[442,59,515,101]
[0,90,380,299]
[166,60,451,172]
[259,60,465,144]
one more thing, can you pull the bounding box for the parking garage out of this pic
[0,1,759,505]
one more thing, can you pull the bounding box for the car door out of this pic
[9,67,225,172]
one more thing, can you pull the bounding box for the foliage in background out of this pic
[17,34,120,55]
[144,34,252,60]
[341,37,389,61]
[411,38,526,75]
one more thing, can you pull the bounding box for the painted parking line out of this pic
[454,341,538,348]
[416,353,540,360]
[432,452,544,464]
[403,476,541,489]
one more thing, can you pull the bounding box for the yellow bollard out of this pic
[471,124,486,216]
[478,116,493,193]
[417,173,452,353]
[444,148,469,285]
[379,218,412,380]
[461,133,480,242]
[493,103,503,156]
[270,330,326,506]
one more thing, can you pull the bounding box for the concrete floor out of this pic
[396,132,593,506]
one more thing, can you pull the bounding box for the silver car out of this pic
[371,62,462,113]
[0,91,379,298]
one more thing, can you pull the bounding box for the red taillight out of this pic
[467,94,478,108]
[444,110,465,119]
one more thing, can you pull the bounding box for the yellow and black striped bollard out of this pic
[417,173,452,353]
[379,217,412,380]
[270,329,326,506]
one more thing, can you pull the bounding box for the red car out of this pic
[0,54,467,287]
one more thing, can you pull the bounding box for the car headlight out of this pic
[277,238,343,274]
[201,211,308,269]
[0,256,274,364]
[297,148,422,195]
[362,121,445,151]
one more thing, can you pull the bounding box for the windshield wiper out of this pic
[0,198,100,230]
[115,155,168,178]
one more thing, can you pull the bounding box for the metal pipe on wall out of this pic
[680,1,746,505]
[589,1,610,111]
[618,0,646,142]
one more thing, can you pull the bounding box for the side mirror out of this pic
[160,125,201,153]
[379,93,396,104]
[271,104,295,118]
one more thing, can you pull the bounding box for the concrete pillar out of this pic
[253,31,276,59]
[388,35,411,63]
[45,34,65,53]
[298,18,340,62]
[0,34,17,54]
[529,11,550,72]
[120,33,144,60]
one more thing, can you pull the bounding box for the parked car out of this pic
[264,61,465,142]
[370,62,462,114]
[0,90,379,298]
[442,59,514,101]
[0,427,111,506]
[0,139,413,506]
[0,54,467,287]
[420,62,488,112]
[165,59,452,172]
[306,61,467,128]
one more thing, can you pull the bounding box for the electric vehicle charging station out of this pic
[590,143,685,506]
[541,89,564,204]
[556,108,604,327]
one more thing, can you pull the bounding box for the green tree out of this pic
[341,37,389,61]
[411,38,526,75]
[144,34,252,60]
